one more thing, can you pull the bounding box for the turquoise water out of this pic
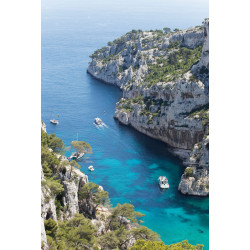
[42,1,209,248]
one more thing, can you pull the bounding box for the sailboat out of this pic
[50,111,59,125]
[68,133,84,161]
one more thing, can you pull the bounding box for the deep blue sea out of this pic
[42,0,209,248]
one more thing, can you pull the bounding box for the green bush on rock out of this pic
[184,167,194,177]
[79,182,110,209]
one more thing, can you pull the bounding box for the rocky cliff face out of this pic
[87,20,209,196]
[58,164,89,220]
[41,155,136,249]
[178,20,209,196]
[191,19,209,78]
[41,168,57,248]
[87,26,204,89]
[41,121,46,133]
[178,132,209,196]
[41,124,93,248]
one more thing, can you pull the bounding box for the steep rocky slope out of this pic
[87,20,209,196]
[41,155,89,247]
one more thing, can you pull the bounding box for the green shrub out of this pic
[46,178,64,197]
[184,167,194,177]
[131,239,203,250]
[44,218,58,238]
[147,119,153,125]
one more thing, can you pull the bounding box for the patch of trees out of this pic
[163,27,171,34]
[144,45,202,86]
[89,46,108,59]
[131,239,203,249]
[43,203,160,250]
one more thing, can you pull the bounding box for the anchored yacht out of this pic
[158,176,169,189]
[50,119,59,125]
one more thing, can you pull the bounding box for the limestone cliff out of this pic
[41,168,57,248]
[87,20,209,196]
[41,126,91,248]
[178,20,209,196]
[178,132,209,196]
[41,121,46,133]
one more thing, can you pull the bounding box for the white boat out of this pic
[50,119,59,125]
[68,151,84,160]
[94,117,103,125]
[158,176,169,189]
[50,110,59,125]
[88,166,94,171]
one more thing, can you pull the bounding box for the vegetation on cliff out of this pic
[131,239,203,250]
[144,45,202,86]
[41,129,65,203]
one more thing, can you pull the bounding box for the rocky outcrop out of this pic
[178,133,209,196]
[114,72,208,150]
[177,19,209,196]
[88,20,209,196]
[41,121,46,133]
[192,19,209,77]
[87,27,204,88]
[41,169,57,222]
[41,168,57,248]
[58,165,88,220]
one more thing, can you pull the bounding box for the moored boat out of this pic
[68,151,84,160]
[50,119,59,125]
[50,109,59,125]
[158,176,169,189]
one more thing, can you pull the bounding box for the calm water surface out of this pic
[42,1,209,248]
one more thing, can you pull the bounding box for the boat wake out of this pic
[93,122,108,129]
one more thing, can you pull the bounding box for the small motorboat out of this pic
[68,152,84,161]
[50,119,59,125]
[94,117,103,125]
[158,176,169,189]
[88,166,94,171]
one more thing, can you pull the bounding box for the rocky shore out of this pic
[87,20,209,196]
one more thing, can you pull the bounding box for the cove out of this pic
[42,2,209,248]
